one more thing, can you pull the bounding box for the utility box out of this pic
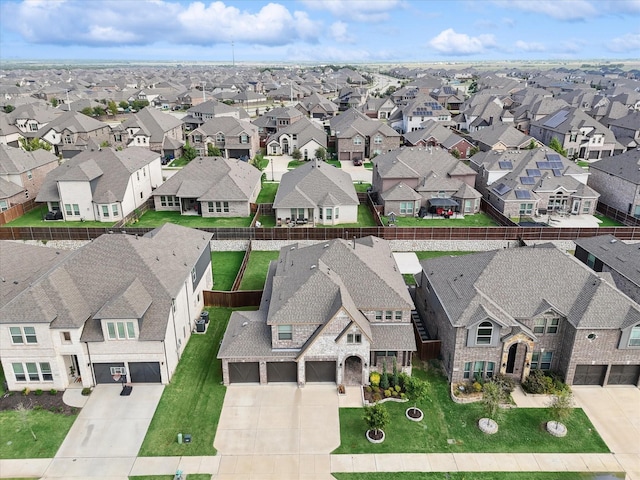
[196,319,206,333]
[183,434,192,443]
[200,311,209,324]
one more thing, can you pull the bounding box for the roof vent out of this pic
[324,244,329,248]
[242,322,248,327]
[610,238,617,243]
[310,265,316,269]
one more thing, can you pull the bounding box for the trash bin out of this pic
[196,319,206,333]
[177,433,183,444]
[200,311,209,324]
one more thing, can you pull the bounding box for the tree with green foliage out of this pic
[4,105,15,113]
[380,361,390,390]
[182,141,197,162]
[404,375,429,417]
[315,147,326,161]
[107,100,118,116]
[451,148,461,159]
[469,146,480,157]
[363,403,390,438]
[131,99,149,111]
[482,381,503,421]
[468,79,478,95]
[119,101,130,110]
[527,139,537,150]
[50,98,59,107]
[549,389,573,430]
[549,137,567,157]
[93,106,106,117]
[291,148,302,160]
[80,107,93,117]
[20,137,52,152]
[207,144,221,156]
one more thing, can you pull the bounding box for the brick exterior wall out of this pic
[200,200,251,217]
[588,168,640,214]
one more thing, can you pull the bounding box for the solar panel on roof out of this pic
[499,161,513,170]
[546,153,561,162]
[543,110,569,128]
[520,176,536,185]
[515,190,532,199]
[552,169,563,176]
[550,161,564,169]
[536,161,552,169]
[492,183,512,196]
[526,169,541,177]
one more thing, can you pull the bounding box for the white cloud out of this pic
[301,0,402,22]
[515,40,545,52]
[494,0,597,21]
[428,29,496,55]
[329,22,355,44]
[607,33,640,53]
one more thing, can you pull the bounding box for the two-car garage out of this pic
[573,364,640,386]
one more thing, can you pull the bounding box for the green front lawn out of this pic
[138,307,231,457]
[334,473,623,480]
[326,159,341,168]
[3,205,114,228]
[239,251,279,290]
[256,182,279,203]
[168,157,190,167]
[287,160,306,169]
[316,205,378,228]
[128,211,252,228]
[333,367,608,454]
[364,162,373,170]
[594,214,624,227]
[0,407,78,459]
[211,251,245,291]
[381,212,498,227]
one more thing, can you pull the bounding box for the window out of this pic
[73,204,80,216]
[582,200,592,214]
[110,366,126,375]
[395,311,402,320]
[27,170,33,179]
[40,362,52,381]
[374,135,382,144]
[531,351,553,370]
[375,311,383,321]
[215,201,229,213]
[347,333,362,344]
[191,267,197,284]
[12,362,52,382]
[534,317,559,334]
[399,202,414,215]
[587,253,596,269]
[208,202,215,213]
[12,363,25,382]
[136,171,140,181]
[216,133,225,143]
[335,207,339,219]
[463,361,495,379]
[112,204,119,217]
[278,325,292,341]
[476,321,493,345]
[160,196,178,207]
[102,205,109,218]
[353,136,362,145]
[9,326,37,344]
[62,331,71,342]
[64,135,73,144]
[629,325,640,347]
[519,203,533,215]
[240,134,249,144]
[326,208,332,220]
[0,199,8,212]
[464,199,472,213]
[106,321,136,340]
[385,311,392,320]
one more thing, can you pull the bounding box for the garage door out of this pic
[607,365,640,385]
[229,362,260,383]
[306,361,336,383]
[129,362,161,383]
[573,365,607,385]
[267,362,297,383]
[93,363,125,384]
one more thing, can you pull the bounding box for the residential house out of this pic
[218,236,416,385]
[529,107,621,161]
[252,106,305,144]
[36,147,162,222]
[188,117,259,159]
[470,149,599,218]
[0,223,213,390]
[152,156,261,217]
[6,103,59,137]
[399,94,451,134]
[360,97,396,120]
[37,111,111,158]
[181,99,249,131]
[457,94,511,132]
[429,86,464,113]
[606,112,640,150]
[587,149,640,217]
[0,115,25,147]
[296,92,339,119]
[330,108,401,162]
[372,147,481,216]
[266,117,327,158]
[573,235,640,304]
[0,144,59,212]
[273,159,359,225]
[403,122,475,159]
[415,245,640,387]
[337,86,368,111]
[467,123,541,152]
[122,107,184,159]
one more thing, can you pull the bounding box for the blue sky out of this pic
[0,0,639,62]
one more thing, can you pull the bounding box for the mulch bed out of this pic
[0,391,78,415]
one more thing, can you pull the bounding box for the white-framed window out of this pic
[463,361,495,379]
[160,196,178,207]
[533,317,559,334]
[325,208,332,220]
[353,136,362,145]
[519,203,533,215]
[64,135,73,144]
[12,362,52,382]
[582,200,592,214]
[373,135,382,144]
[64,204,80,216]
[216,133,225,143]
[106,321,136,340]
[215,201,229,213]
[476,321,493,345]
[347,333,362,344]
[27,170,33,179]
[399,202,414,215]
[384,311,392,320]
[102,205,109,218]
[240,134,249,144]
[0,199,8,212]
[112,204,119,216]
[277,325,292,341]
[395,311,402,320]
[9,326,37,344]
[375,311,383,321]
[136,171,140,181]
[629,325,640,347]
[531,351,553,370]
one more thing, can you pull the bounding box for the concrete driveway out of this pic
[264,155,373,184]
[214,384,340,456]
[42,384,164,478]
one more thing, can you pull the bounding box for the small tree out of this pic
[119,101,130,110]
[131,99,149,111]
[404,375,429,415]
[207,144,221,157]
[481,381,503,421]
[107,100,118,116]
[526,139,537,150]
[20,137,52,152]
[80,107,93,117]
[315,147,326,161]
[93,106,106,117]
[363,403,390,437]
[469,146,480,157]
[549,137,567,157]
[182,141,197,162]
[549,389,573,430]
[391,357,399,388]
[50,98,59,107]
[291,148,302,160]
[15,403,37,441]
[4,104,15,113]
[451,148,461,159]
[380,361,390,390]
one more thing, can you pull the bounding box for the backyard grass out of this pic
[381,212,498,227]
[414,251,476,260]
[130,476,211,480]
[595,214,624,227]
[127,211,252,228]
[333,367,608,455]
[3,205,114,228]
[316,205,378,228]
[168,156,190,167]
[364,162,373,170]
[239,250,279,290]
[0,407,78,459]
[354,183,371,193]
[256,182,279,203]
[211,251,245,291]
[334,473,623,480]
[138,307,231,457]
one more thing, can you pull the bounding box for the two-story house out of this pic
[188,117,259,160]
[587,149,640,218]
[38,111,111,158]
[122,107,184,158]
[218,236,416,385]
[0,224,213,390]
[266,117,327,158]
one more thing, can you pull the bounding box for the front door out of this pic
[343,356,362,385]
[571,199,580,214]
[506,343,517,374]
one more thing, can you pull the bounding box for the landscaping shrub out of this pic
[365,385,372,393]
[472,381,483,393]
[384,389,392,398]
[380,363,390,390]
[34,389,43,396]
[370,371,380,387]
[372,392,382,402]
[81,387,92,396]
[49,389,58,395]
[392,358,399,388]
[490,373,516,395]
[22,387,30,396]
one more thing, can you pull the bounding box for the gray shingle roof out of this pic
[589,149,640,185]
[574,235,640,289]
[0,144,58,174]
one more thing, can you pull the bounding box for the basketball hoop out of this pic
[112,373,121,382]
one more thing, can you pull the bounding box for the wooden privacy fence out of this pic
[0,199,37,225]
[415,339,441,361]
[203,289,263,308]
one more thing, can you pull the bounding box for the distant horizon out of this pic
[1,0,638,64]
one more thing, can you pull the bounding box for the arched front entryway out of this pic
[343,356,363,385]
[500,335,534,382]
